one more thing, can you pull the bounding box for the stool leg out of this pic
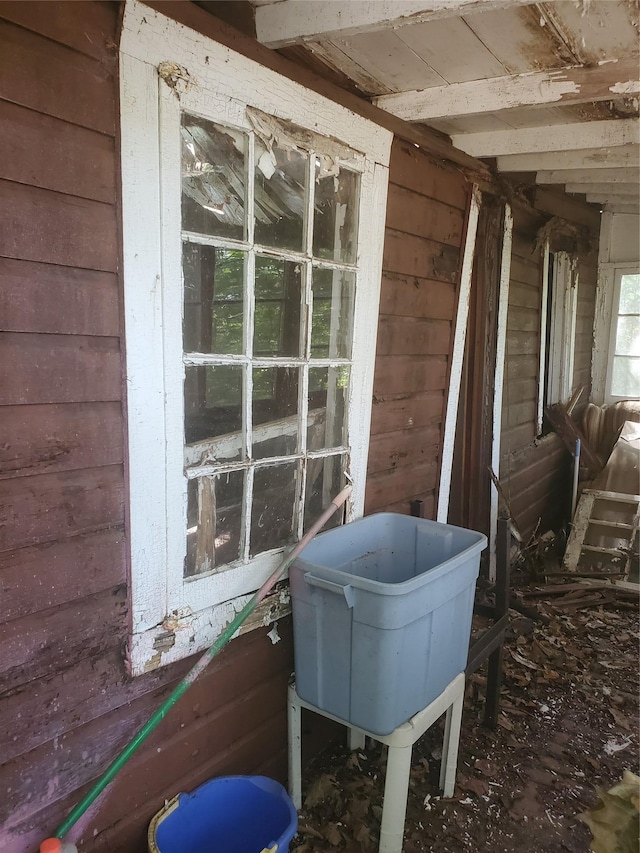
[379,744,412,853]
[287,686,303,810]
[439,693,463,798]
[348,727,366,751]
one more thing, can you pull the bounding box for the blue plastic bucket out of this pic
[148,775,298,853]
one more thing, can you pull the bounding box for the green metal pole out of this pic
[50,484,352,842]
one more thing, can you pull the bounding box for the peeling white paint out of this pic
[609,80,640,94]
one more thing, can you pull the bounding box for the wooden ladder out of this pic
[564,489,640,580]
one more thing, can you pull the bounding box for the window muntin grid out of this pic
[180,113,359,577]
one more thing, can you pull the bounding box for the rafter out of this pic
[452,119,639,158]
[374,60,640,121]
[255,0,543,48]
[537,168,640,185]
[496,146,639,173]
[566,183,639,196]
[586,192,640,205]
[604,203,640,214]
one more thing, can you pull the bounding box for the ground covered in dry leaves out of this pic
[291,572,639,852]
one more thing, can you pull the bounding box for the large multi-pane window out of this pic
[180,115,357,578]
[120,1,392,673]
[607,270,640,399]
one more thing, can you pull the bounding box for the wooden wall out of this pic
[499,204,600,540]
[0,4,293,851]
[365,139,470,519]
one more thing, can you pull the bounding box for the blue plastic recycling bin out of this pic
[148,775,298,853]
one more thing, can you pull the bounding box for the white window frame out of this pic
[119,0,392,674]
[536,246,578,432]
[603,265,640,402]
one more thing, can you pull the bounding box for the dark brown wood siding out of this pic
[0,4,292,851]
[499,204,600,540]
[365,139,471,519]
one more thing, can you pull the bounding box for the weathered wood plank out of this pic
[0,180,117,270]
[0,402,123,479]
[506,333,539,357]
[0,19,115,134]
[500,421,536,454]
[510,254,541,287]
[0,258,119,336]
[369,490,436,520]
[374,355,448,395]
[389,139,469,209]
[507,306,539,333]
[383,229,460,281]
[379,272,456,320]
[0,465,124,553]
[0,583,127,692]
[365,460,438,512]
[503,399,537,430]
[0,527,126,623]
[500,378,538,408]
[385,183,464,246]
[367,426,441,475]
[0,100,116,202]
[504,353,539,381]
[0,333,121,405]
[508,281,541,310]
[370,390,444,435]
[376,315,451,356]
[0,0,119,63]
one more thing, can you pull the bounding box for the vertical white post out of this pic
[536,239,550,435]
[489,205,513,581]
[437,186,481,523]
[379,744,413,853]
[287,684,303,809]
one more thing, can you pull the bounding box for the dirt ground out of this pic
[291,570,639,852]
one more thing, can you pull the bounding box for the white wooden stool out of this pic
[288,672,465,853]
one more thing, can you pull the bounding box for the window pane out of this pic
[254,257,302,357]
[181,115,246,241]
[185,471,244,577]
[611,356,640,397]
[185,365,243,461]
[619,275,640,314]
[250,461,298,555]
[255,144,307,252]
[313,166,359,263]
[304,453,347,533]
[311,267,355,358]
[308,366,349,451]
[614,315,640,357]
[253,367,299,459]
[183,244,244,354]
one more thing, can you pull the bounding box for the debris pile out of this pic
[291,581,639,852]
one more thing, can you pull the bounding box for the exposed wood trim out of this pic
[453,119,639,158]
[565,183,639,196]
[374,60,640,122]
[437,186,481,523]
[537,168,640,185]
[536,239,550,435]
[603,203,640,214]
[591,216,614,404]
[254,0,541,48]
[586,192,640,205]
[140,1,488,177]
[533,187,601,231]
[497,145,640,173]
[489,203,513,581]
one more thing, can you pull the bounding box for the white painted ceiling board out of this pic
[537,168,640,185]
[496,145,640,172]
[306,40,397,96]
[428,114,515,135]
[541,0,640,64]
[462,4,578,73]
[328,30,447,92]
[395,16,507,83]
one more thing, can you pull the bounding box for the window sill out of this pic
[127,584,291,676]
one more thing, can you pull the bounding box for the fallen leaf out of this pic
[323,823,342,846]
[580,771,640,853]
[304,773,338,807]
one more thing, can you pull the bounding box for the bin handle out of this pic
[304,573,354,608]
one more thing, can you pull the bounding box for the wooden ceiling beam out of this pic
[586,192,640,205]
[374,60,640,122]
[255,0,543,48]
[452,118,639,157]
[603,203,640,214]
[566,183,639,196]
[537,168,640,185]
[497,146,639,172]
